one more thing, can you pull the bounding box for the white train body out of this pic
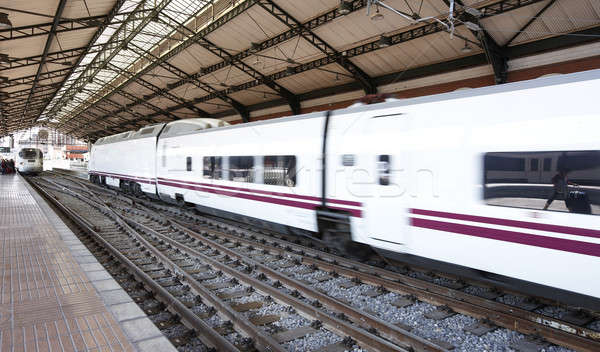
[90,70,600,305]
[16,148,43,174]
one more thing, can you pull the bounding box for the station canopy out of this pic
[0,0,599,141]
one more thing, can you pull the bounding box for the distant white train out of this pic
[16,147,43,174]
[0,146,12,160]
[89,69,600,308]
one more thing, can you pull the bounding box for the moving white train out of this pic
[16,147,44,174]
[89,69,600,308]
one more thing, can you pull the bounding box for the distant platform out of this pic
[0,174,175,352]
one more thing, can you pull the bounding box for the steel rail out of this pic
[165,220,443,352]
[170,211,600,351]
[117,217,287,352]
[27,179,239,352]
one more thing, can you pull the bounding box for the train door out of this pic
[362,113,409,251]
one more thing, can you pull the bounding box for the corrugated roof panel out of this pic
[204,65,251,87]
[195,98,229,114]
[514,0,600,45]
[205,5,290,53]
[243,37,323,77]
[51,28,98,51]
[2,35,47,58]
[275,63,355,94]
[349,28,479,77]
[480,1,550,46]
[62,0,117,19]
[166,44,222,73]
[227,84,278,106]
[313,0,451,51]
[271,0,336,23]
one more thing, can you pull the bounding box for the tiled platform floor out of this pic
[0,174,175,352]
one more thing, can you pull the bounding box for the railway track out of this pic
[30,174,437,352]
[32,172,600,351]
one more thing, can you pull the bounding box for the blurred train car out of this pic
[89,69,600,308]
[16,148,43,174]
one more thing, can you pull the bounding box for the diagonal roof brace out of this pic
[256,0,376,94]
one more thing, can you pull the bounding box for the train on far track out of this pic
[89,69,600,309]
[16,147,43,174]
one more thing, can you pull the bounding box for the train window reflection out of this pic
[203,156,222,179]
[228,156,255,183]
[484,151,600,215]
[264,156,296,187]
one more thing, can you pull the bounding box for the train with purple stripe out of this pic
[89,69,600,308]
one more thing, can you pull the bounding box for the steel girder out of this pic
[152,14,255,122]
[83,0,550,137]
[59,0,255,130]
[443,0,508,84]
[65,0,372,131]
[50,0,174,123]
[0,67,72,89]
[255,0,376,94]
[20,0,69,128]
[0,13,129,42]
[0,46,87,72]
[505,0,557,46]
[121,43,212,118]
[29,0,131,131]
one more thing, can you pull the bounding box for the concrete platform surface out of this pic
[0,174,175,352]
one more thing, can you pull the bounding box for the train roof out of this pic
[94,118,231,145]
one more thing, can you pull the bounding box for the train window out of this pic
[377,155,391,185]
[530,159,538,172]
[186,156,192,171]
[264,156,296,187]
[228,156,255,183]
[19,149,37,159]
[484,151,600,215]
[203,156,222,179]
[342,154,355,166]
[543,158,552,171]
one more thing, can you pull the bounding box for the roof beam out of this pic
[0,67,72,89]
[505,0,557,46]
[255,0,376,94]
[0,13,121,42]
[63,0,373,130]
[121,43,212,118]
[50,0,174,124]
[56,0,254,130]
[30,0,131,128]
[20,0,68,127]
[0,46,87,72]
[87,0,552,133]
[161,15,270,122]
[445,0,508,84]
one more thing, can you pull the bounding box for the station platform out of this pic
[0,174,175,352]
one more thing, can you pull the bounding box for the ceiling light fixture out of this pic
[378,35,392,48]
[370,6,384,21]
[338,1,352,15]
[461,40,472,53]
[0,13,12,29]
